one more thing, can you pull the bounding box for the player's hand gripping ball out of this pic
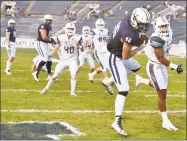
[135,33,149,47]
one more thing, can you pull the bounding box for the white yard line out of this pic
[144,95,186,98]
[1,89,186,94]
[1,77,186,83]
[1,109,186,113]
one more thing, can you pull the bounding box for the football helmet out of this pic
[153,16,171,36]
[130,8,151,33]
[95,19,105,30]
[44,14,53,24]
[8,19,16,26]
[82,26,90,37]
[64,22,76,36]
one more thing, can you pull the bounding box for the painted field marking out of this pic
[144,95,186,98]
[1,89,186,94]
[1,121,86,140]
[1,109,186,113]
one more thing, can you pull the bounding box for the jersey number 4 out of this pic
[64,46,75,54]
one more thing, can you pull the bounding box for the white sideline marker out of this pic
[1,121,86,140]
[1,109,186,113]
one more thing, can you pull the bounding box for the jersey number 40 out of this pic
[64,46,75,54]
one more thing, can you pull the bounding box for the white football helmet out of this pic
[95,19,105,30]
[82,26,90,37]
[8,19,16,26]
[153,16,171,36]
[130,8,151,33]
[44,14,53,24]
[65,22,76,36]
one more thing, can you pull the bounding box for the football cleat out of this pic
[162,120,178,131]
[135,74,142,88]
[88,73,94,83]
[5,70,11,75]
[70,92,77,97]
[101,79,114,95]
[112,118,127,136]
[32,71,39,82]
[40,87,48,94]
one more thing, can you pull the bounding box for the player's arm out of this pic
[5,30,11,47]
[151,36,183,74]
[50,35,61,56]
[40,29,51,41]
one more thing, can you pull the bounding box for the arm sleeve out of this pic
[150,36,165,48]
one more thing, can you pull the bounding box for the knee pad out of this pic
[52,73,60,80]
[117,84,130,92]
[118,91,128,97]
[131,67,140,73]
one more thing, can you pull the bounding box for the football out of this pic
[134,34,149,47]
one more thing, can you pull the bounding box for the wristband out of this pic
[169,63,178,70]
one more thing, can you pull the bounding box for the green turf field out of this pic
[1,48,186,140]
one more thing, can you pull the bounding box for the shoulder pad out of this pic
[150,36,165,48]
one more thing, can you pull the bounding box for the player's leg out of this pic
[147,63,178,130]
[69,60,78,96]
[5,43,16,75]
[76,52,85,75]
[88,50,105,82]
[107,52,129,136]
[46,44,53,79]
[34,41,48,81]
[40,61,66,94]
[86,53,95,73]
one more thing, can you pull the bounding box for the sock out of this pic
[91,70,97,77]
[52,58,60,63]
[115,94,126,122]
[46,61,52,75]
[6,61,12,71]
[71,79,76,93]
[161,111,169,121]
[45,78,55,89]
[36,60,46,76]
[126,69,133,76]
[108,76,114,84]
[141,78,150,85]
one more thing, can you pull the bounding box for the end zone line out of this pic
[1,109,186,113]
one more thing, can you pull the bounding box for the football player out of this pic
[106,8,151,136]
[77,26,95,74]
[135,16,183,130]
[40,22,82,96]
[5,19,16,75]
[31,55,60,80]
[32,14,54,82]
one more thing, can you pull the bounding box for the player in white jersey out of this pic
[40,22,82,96]
[77,26,95,74]
[135,17,183,130]
[88,19,114,94]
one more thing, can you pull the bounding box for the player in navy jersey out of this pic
[32,14,54,81]
[106,8,151,136]
[5,19,16,75]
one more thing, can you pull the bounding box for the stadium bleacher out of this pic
[1,1,186,44]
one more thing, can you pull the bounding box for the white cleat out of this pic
[135,74,142,88]
[101,79,114,95]
[40,87,48,94]
[88,73,94,83]
[112,121,127,136]
[5,70,11,75]
[32,72,39,82]
[162,120,178,131]
[70,92,77,97]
